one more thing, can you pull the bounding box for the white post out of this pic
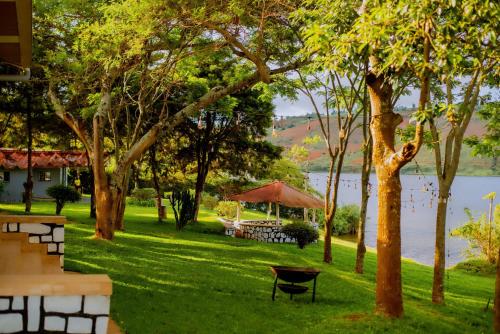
[312,209,316,225]
[236,201,241,222]
[267,202,272,220]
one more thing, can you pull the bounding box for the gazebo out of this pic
[229,180,323,224]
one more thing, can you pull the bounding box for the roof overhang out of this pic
[0,0,32,79]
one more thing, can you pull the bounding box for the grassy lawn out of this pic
[0,201,495,333]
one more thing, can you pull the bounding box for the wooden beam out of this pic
[0,36,19,43]
[15,0,31,68]
[0,215,68,224]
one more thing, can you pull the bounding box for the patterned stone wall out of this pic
[0,295,110,334]
[238,219,281,226]
[2,223,64,268]
[239,224,296,243]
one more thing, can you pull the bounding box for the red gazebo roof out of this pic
[0,148,88,170]
[228,181,323,209]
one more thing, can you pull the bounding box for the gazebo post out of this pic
[312,209,316,225]
[267,202,272,220]
[236,201,241,222]
[304,208,308,223]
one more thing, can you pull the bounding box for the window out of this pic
[0,171,10,183]
[39,171,52,182]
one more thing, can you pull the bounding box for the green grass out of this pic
[0,201,496,333]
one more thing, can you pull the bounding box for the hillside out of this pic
[268,113,498,176]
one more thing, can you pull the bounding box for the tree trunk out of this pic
[368,73,405,318]
[90,176,97,218]
[432,186,450,304]
[24,86,33,213]
[56,201,63,215]
[149,145,164,223]
[355,162,370,274]
[494,246,500,332]
[356,93,372,274]
[323,212,334,263]
[193,170,206,222]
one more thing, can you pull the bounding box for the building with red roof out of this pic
[0,148,88,202]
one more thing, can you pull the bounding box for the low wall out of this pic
[238,219,281,226]
[239,223,296,243]
[0,295,110,334]
[0,274,112,334]
[1,219,65,269]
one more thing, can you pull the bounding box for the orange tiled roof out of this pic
[229,181,324,209]
[0,148,88,170]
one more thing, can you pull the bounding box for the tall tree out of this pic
[175,88,280,222]
[287,66,367,264]
[298,0,465,316]
[355,89,373,274]
[37,0,303,239]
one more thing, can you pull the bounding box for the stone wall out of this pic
[2,222,64,268]
[0,295,110,334]
[238,219,281,226]
[239,223,296,243]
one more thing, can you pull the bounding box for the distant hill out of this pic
[268,112,498,176]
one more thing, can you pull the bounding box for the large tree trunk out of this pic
[368,73,407,318]
[375,166,403,317]
[432,185,451,304]
[495,246,500,332]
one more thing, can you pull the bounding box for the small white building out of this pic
[0,149,88,202]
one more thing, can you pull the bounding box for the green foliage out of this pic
[264,158,305,189]
[465,102,499,163]
[169,190,195,231]
[201,193,219,210]
[451,205,500,263]
[46,185,81,215]
[454,258,496,276]
[214,201,242,219]
[131,188,156,201]
[282,222,319,249]
[332,204,360,235]
[127,198,157,207]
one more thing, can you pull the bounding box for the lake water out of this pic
[309,172,500,267]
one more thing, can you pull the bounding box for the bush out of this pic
[451,206,500,263]
[282,222,319,249]
[454,258,496,275]
[127,198,156,207]
[201,193,219,210]
[332,204,360,235]
[215,201,242,219]
[131,188,156,201]
[46,185,81,215]
[169,190,195,231]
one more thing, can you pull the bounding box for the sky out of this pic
[274,86,499,117]
[274,89,419,117]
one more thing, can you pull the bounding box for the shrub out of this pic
[282,222,319,249]
[127,198,156,207]
[46,185,81,215]
[451,206,500,263]
[131,188,156,201]
[215,201,242,219]
[332,204,360,235]
[169,190,195,231]
[201,193,219,210]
